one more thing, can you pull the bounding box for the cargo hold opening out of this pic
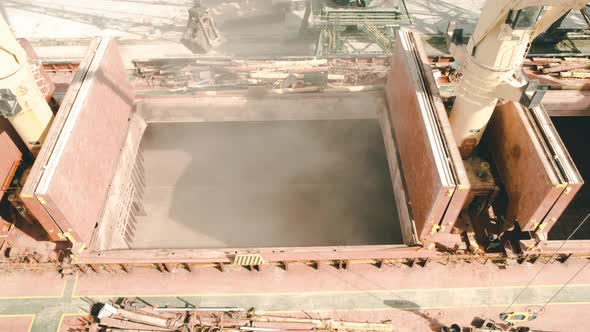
[549,116,590,240]
[133,119,400,249]
[92,93,407,251]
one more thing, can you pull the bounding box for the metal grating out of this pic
[232,254,264,266]
[94,113,147,251]
[114,146,145,247]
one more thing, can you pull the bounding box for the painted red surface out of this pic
[58,315,90,332]
[0,271,65,298]
[74,259,590,297]
[278,304,590,332]
[37,39,134,247]
[0,316,33,332]
[0,132,21,200]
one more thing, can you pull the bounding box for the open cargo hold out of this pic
[97,96,404,250]
[22,37,417,262]
[20,34,587,265]
[548,116,590,241]
[133,120,399,249]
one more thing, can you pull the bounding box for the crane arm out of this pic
[0,16,54,155]
[471,0,587,47]
[448,0,588,158]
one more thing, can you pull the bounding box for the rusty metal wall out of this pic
[0,132,21,200]
[377,104,415,245]
[20,40,100,242]
[487,102,564,231]
[18,39,55,102]
[22,38,134,248]
[385,30,469,245]
[486,102,583,235]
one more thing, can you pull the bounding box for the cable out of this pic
[541,258,590,310]
[503,212,590,313]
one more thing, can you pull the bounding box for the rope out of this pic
[503,213,590,313]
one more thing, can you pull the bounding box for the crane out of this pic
[447,2,590,327]
[0,15,54,155]
[447,0,588,158]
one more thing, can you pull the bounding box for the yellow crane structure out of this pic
[0,15,54,155]
[448,0,589,157]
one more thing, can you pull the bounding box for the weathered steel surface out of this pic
[542,90,590,116]
[20,39,100,242]
[24,38,134,247]
[377,105,415,245]
[136,92,384,122]
[415,35,470,236]
[0,132,21,199]
[75,244,437,265]
[536,240,590,254]
[487,102,566,231]
[18,38,55,101]
[386,31,450,242]
[385,30,469,243]
[542,182,583,236]
[39,38,133,246]
[0,117,28,156]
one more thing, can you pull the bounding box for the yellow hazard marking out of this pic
[27,314,35,332]
[58,232,75,243]
[56,313,86,332]
[0,314,35,332]
[0,294,64,300]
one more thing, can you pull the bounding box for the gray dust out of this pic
[131,119,402,249]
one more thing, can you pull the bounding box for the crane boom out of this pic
[448,0,588,158]
[0,16,54,155]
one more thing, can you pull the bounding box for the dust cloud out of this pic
[130,118,403,249]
